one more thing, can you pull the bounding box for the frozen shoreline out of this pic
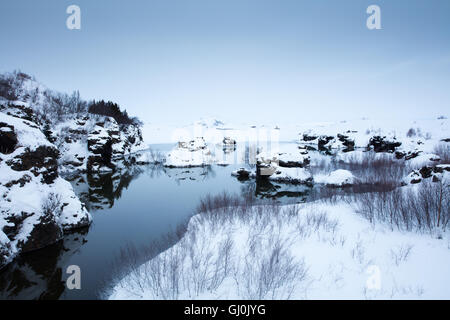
[109,198,450,300]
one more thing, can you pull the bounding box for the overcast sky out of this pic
[1,0,449,125]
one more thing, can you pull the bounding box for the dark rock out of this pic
[337,133,355,152]
[87,135,115,172]
[0,122,17,154]
[396,150,421,160]
[235,168,250,181]
[6,146,59,184]
[368,136,401,153]
[0,104,36,123]
[4,212,34,241]
[3,174,32,188]
[395,151,405,159]
[302,134,318,142]
[419,166,433,179]
[318,135,334,149]
[278,158,310,168]
[18,211,63,253]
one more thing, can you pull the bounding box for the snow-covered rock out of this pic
[254,150,312,184]
[223,137,236,147]
[0,72,147,175]
[314,169,356,187]
[0,112,91,269]
[165,137,214,167]
[403,164,450,185]
[232,151,313,185]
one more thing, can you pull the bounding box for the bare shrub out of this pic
[353,180,449,231]
[238,236,307,299]
[433,143,450,164]
[351,239,365,265]
[406,128,416,138]
[342,152,407,189]
[148,148,165,164]
[106,193,309,299]
[390,244,413,266]
[41,192,62,217]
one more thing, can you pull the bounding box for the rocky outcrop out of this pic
[233,150,313,185]
[318,135,335,150]
[0,122,17,154]
[368,136,401,153]
[395,150,421,160]
[299,131,357,153]
[222,137,236,154]
[6,146,59,184]
[0,111,92,270]
[165,137,213,168]
[403,164,450,185]
[337,133,355,152]
[234,168,250,181]
[52,115,146,173]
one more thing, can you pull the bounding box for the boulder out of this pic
[0,122,17,154]
[337,133,355,152]
[368,136,401,153]
[318,135,335,149]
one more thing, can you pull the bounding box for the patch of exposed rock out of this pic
[403,164,450,185]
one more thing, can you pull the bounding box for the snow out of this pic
[267,165,312,184]
[314,169,356,186]
[0,112,91,267]
[165,138,214,167]
[165,148,214,167]
[142,116,448,149]
[109,201,450,300]
[0,112,53,152]
[407,153,441,168]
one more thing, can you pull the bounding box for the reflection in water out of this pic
[239,178,312,201]
[0,229,88,300]
[164,166,217,184]
[67,164,220,211]
[67,165,146,211]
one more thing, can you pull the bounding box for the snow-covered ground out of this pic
[109,113,449,300]
[142,116,448,147]
[314,169,356,187]
[109,199,450,300]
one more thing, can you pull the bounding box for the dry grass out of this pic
[104,193,310,299]
[434,142,450,164]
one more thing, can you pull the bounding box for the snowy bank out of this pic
[109,199,450,300]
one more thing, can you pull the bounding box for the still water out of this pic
[0,143,313,299]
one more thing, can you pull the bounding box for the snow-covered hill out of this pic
[0,71,148,269]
